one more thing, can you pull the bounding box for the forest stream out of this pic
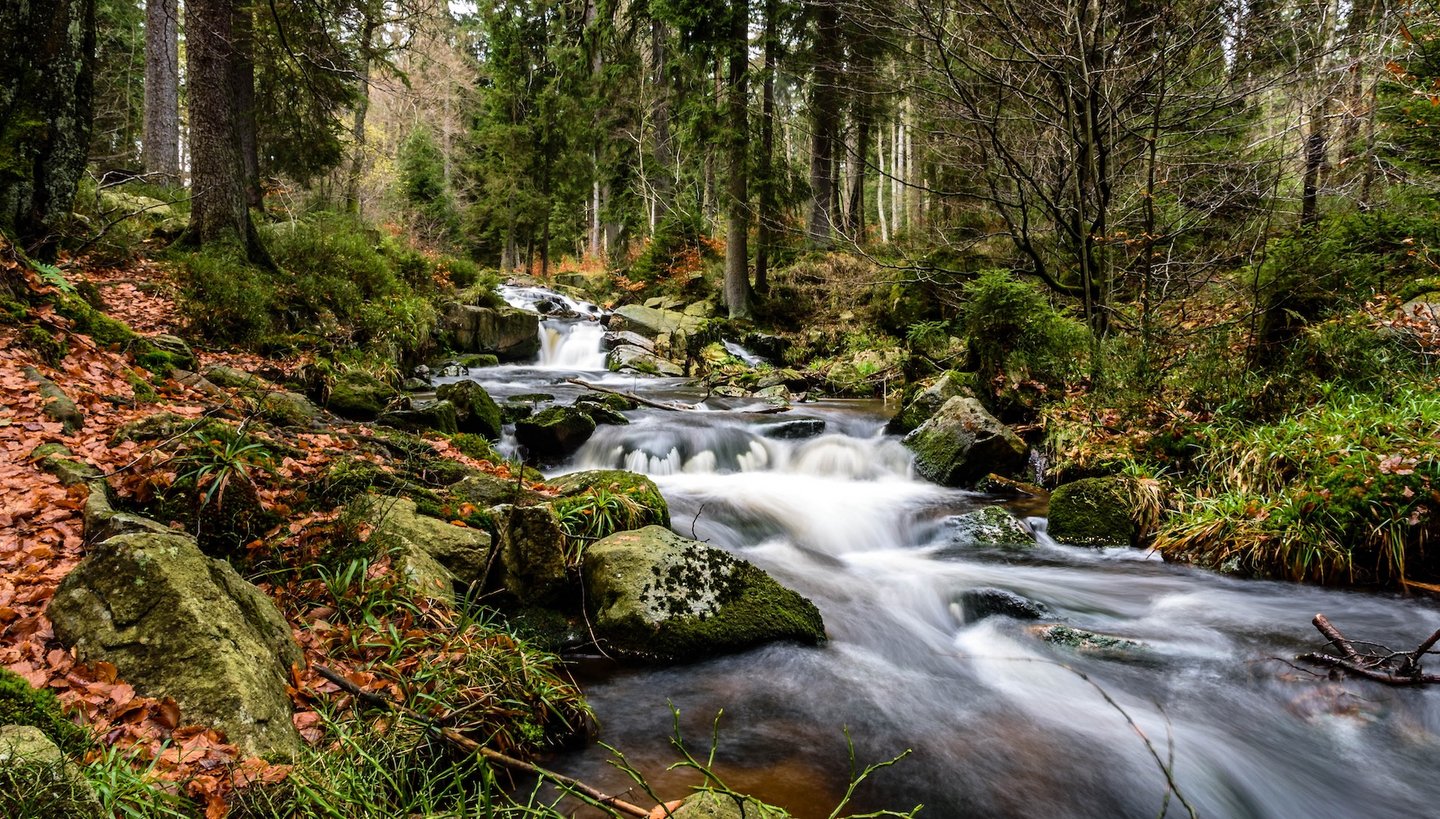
[429,286,1440,819]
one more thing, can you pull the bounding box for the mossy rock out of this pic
[357,496,493,601]
[47,531,303,759]
[258,391,318,428]
[436,380,503,440]
[946,506,1033,546]
[0,725,103,819]
[886,371,977,434]
[583,526,826,662]
[326,371,399,421]
[548,470,670,529]
[1047,476,1140,548]
[671,790,791,819]
[901,396,1027,487]
[456,353,500,368]
[377,399,459,435]
[495,504,572,605]
[446,472,544,509]
[574,393,638,412]
[0,670,88,755]
[514,406,597,461]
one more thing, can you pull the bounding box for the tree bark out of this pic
[231,2,262,210]
[183,0,267,261]
[345,14,377,215]
[0,0,95,259]
[142,0,180,183]
[807,0,841,247]
[725,0,752,319]
[754,0,778,294]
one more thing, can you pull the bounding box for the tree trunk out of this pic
[649,18,674,227]
[231,2,262,210]
[345,16,376,215]
[807,0,841,247]
[754,0,778,294]
[0,0,95,259]
[142,0,180,183]
[183,0,266,261]
[725,0,752,319]
[847,115,870,239]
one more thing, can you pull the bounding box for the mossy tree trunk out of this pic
[0,0,95,259]
[142,0,180,183]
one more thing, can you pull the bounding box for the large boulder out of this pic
[0,725,103,817]
[901,396,1027,487]
[886,371,977,434]
[583,526,825,662]
[47,532,303,759]
[514,406,596,461]
[327,371,400,421]
[548,470,670,529]
[447,473,545,509]
[442,304,541,361]
[361,497,493,596]
[495,504,571,605]
[1048,476,1144,548]
[601,330,655,353]
[435,380,503,440]
[607,305,704,339]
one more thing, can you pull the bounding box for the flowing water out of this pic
[449,288,1440,819]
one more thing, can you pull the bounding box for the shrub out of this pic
[961,269,1089,416]
[180,245,276,343]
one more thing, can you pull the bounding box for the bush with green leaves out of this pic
[960,269,1090,416]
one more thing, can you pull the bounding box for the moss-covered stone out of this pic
[47,531,303,760]
[436,380,503,440]
[946,505,1033,546]
[1030,624,1146,659]
[1047,476,1140,548]
[258,391,318,428]
[326,371,399,421]
[548,470,670,529]
[377,399,459,435]
[22,366,82,432]
[0,670,87,755]
[886,371,977,434]
[901,396,1027,487]
[583,526,825,662]
[0,725,103,819]
[456,353,501,368]
[495,504,571,605]
[446,472,544,509]
[514,406,596,461]
[671,790,790,819]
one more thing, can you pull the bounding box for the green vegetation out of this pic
[0,669,89,754]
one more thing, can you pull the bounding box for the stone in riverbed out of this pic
[514,406,596,460]
[669,790,790,818]
[956,588,1049,622]
[1047,476,1144,548]
[608,344,684,377]
[548,470,670,529]
[902,396,1027,487]
[436,380,503,439]
[583,526,825,662]
[441,304,541,361]
[946,506,1033,546]
[757,418,825,440]
[886,371,977,434]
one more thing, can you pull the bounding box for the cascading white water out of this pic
[542,380,1440,818]
[722,339,767,366]
[497,284,609,371]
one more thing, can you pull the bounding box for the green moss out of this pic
[56,293,137,348]
[1048,477,1139,548]
[19,325,67,364]
[0,669,88,755]
[326,371,399,420]
[452,432,502,463]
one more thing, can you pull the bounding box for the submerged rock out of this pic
[956,588,1049,622]
[1047,476,1142,548]
[946,506,1033,546]
[583,526,826,662]
[1030,624,1145,658]
[757,418,826,440]
[436,380,503,439]
[902,396,1027,487]
[47,531,303,759]
[515,406,597,460]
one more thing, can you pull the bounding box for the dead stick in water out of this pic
[1312,613,1362,663]
[566,378,694,411]
[314,666,653,818]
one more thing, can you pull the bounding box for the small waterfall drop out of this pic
[498,283,608,371]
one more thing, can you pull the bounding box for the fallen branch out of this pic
[314,666,654,818]
[1296,614,1440,686]
[567,378,695,412]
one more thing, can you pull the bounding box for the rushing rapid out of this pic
[461,286,1440,819]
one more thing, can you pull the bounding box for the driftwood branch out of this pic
[314,665,654,817]
[566,378,789,414]
[1296,614,1440,686]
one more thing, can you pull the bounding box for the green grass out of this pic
[1156,382,1440,586]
